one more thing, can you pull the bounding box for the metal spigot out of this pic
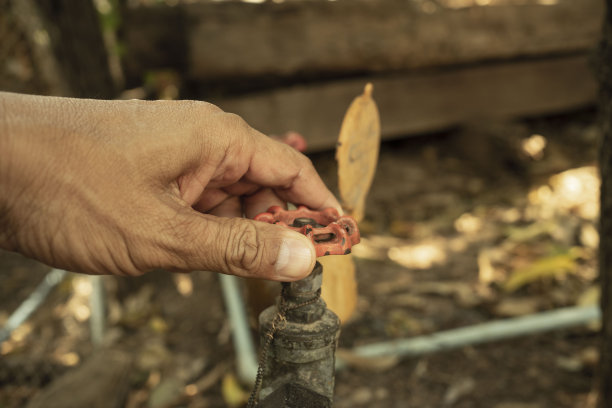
[249,207,360,407]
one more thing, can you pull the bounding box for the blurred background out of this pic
[0,0,605,407]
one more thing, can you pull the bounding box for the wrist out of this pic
[0,92,67,252]
[0,92,18,250]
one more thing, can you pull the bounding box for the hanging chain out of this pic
[246,285,322,408]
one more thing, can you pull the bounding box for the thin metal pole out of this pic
[89,275,106,346]
[0,268,67,343]
[219,274,258,386]
[336,305,600,369]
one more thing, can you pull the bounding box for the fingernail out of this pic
[276,231,315,280]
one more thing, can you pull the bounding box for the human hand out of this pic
[0,92,340,280]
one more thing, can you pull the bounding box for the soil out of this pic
[0,108,601,408]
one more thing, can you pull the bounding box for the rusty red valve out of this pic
[254,205,360,257]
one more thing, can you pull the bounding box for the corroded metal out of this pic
[258,262,339,407]
[254,206,360,257]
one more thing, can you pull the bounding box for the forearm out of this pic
[0,91,31,250]
[0,92,14,249]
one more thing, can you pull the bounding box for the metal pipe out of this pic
[257,262,338,406]
[336,305,600,369]
[0,268,67,344]
[89,275,106,346]
[219,274,258,386]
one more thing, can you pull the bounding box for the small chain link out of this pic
[246,286,322,407]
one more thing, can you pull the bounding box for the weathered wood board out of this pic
[212,54,597,152]
[122,0,602,81]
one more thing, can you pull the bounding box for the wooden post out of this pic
[12,0,115,98]
[598,1,612,406]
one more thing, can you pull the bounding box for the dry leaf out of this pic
[577,286,602,331]
[443,377,475,406]
[493,298,539,317]
[149,316,169,333]
[505,221,557,243]
[336,348,399,371]
[336,83,381,222]
[556,355,583,372]
[577,285,600,307]
[478,249,496,284]
[221,373,248,408]
[411,281,481,308]
[503,251,580,292]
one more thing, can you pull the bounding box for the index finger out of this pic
[245,134,342,213]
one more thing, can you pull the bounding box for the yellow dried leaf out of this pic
[503,252,579,292]
[149,316,168,333]
[494,298,539,317]
[336,83,381,222]
[221,373,248,408]
[577,285,600,307]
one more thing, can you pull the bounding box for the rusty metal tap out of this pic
[250,207,360,407]
[254,206,360,257]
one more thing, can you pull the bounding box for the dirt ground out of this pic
[0,108,602,408]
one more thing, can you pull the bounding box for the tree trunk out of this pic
[12,0,115,98]
[598,1,612,407]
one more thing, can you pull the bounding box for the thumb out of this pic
[169,212,316,281]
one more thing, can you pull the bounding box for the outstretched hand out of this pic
[0,92,340,281]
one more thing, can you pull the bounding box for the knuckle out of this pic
[174,100,225,131]
[223,219,265,276]
[218,166,243,185]
[298,152,314,169]
[284,146,312,169]
[192,100,224,115]
[222,113,251,136]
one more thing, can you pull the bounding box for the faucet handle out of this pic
[254,206,360,257]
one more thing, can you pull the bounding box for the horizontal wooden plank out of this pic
[211,54,597,152]
[122,0,602,81]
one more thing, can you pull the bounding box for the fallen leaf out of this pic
[505,221,557,243]
[221,373,248,408]
[385,310,431,337]
[580,223,599,249]
[350,387,373,405]
[493,298,539,317]
[579,346,600,367]
[478,250,496,284]
[193,361,231,394]
[577,285,600,307]
[503,251,581,292]
[120,285,155,328]
[443,377,475,406]
[371,275,414,296]
[137,340,170,371]
[411,282,481,308]
[388,240,447,269]
[336,348,399,371]
[388,293,427,310]
[556,355,583,372]
[149,378,184,408]
[149,316,168,333]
